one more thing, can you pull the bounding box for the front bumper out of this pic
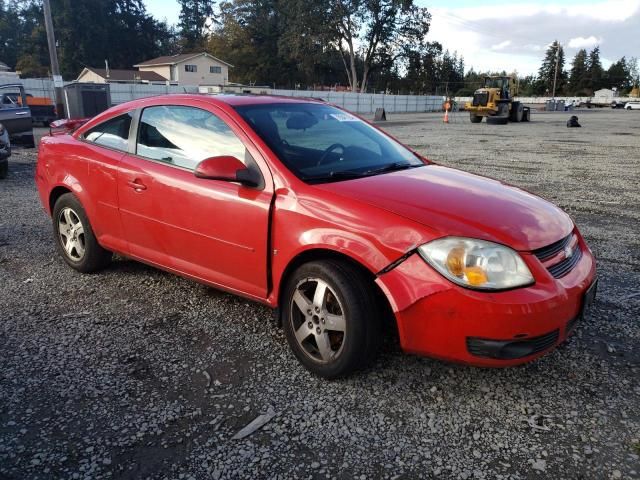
[376,235,597,367]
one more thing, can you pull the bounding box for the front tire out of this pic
[52,193,112,273]
[282,260,381,378]
[470,113,483,123]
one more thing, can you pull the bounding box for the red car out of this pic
[36,95,597,378]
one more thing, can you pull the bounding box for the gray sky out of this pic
[143,0,640,75]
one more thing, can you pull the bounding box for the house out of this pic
[594,88,615,98]
[0,61,19,80]
[76,67,167,84]
[134,53,231,86]
[198,83,272,95]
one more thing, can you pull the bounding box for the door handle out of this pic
[127,179,147,192]
[15,111,29,115]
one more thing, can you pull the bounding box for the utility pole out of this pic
[43,0,65,118]
[552,43,560,98]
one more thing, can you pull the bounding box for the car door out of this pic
[0,86,33,137]
[77,111,133,253]
[117,103,273,299]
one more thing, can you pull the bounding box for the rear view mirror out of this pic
[286,113,318,130]
[194,155,260,187]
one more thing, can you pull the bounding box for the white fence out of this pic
[10,78,445,114]
[275,89,444,114]
[8,79,637,112]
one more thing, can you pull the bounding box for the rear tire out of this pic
[52,193,112,273]
[510,102,524,122]
[282,260,381,378]
[470,114,483,123]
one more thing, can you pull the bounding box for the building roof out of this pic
[134,52,233,68]
[81,67,167,82]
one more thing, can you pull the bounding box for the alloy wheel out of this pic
[289,278,347,363]
[58,207,86,261]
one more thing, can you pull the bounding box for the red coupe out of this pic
[36,95,597,378]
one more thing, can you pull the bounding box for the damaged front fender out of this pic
[375,253,452,313]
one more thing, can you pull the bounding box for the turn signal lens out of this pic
[418,237,534,290]
[464,266,488,286]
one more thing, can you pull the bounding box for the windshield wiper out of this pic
[305,170,366,183]
[363,162,422,176]
[305,162,423,184]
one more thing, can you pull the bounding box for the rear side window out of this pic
[84,113,132,151]
[136,105,246,171]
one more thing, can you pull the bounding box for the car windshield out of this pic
[234,103,425,183]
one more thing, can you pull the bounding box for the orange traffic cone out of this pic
[443,108,449,123]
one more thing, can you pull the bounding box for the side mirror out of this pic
[194,155,260,187]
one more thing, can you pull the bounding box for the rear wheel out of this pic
[282,260,381,378]
[510,102,524,122]
[52,193,112,273]
[470,113,483,123]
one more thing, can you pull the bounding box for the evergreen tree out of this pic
[605,57,630,91]
[178,0,214,51]
[568,49,588,95]
[0,0,22,69]
[586,46,604,92]
[538,40,566,96]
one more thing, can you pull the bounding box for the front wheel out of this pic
[52,193,112,273]
[470,113,483,123]
[282,260,381,378]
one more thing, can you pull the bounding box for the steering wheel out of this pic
[317,143,345,166]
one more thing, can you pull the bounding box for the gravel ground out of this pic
[1,109,639,479]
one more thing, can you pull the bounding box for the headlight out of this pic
[418,237,534,290]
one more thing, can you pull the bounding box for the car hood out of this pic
[315,165,573,251]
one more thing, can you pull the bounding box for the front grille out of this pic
[547,247,582,278]
[533,233,582,279]
[533,234,572,261]
[472,92,488,106]
[466,329,559,360]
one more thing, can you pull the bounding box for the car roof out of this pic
[141,93,324,107]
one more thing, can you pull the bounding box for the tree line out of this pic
[0,0,175,79]
[525,41,638,96]
[461,42,638,97]
[0,0,465,93]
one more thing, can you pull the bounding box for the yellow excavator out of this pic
[465,76,530,124]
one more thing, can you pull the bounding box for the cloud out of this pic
[427,0,640,74]
[491,40,512,51]
[568,36,603,48]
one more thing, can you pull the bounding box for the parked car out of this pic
[0,122,10,179]
[625,101,640,110]
[611,100,626,109]
[1,92,57,126]
[0,84,35,146]
[35,95,597,378]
